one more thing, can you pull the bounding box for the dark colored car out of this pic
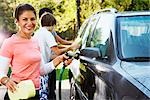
[69,8,150,100]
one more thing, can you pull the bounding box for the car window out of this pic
[89,14,114,63]
[81,14,101,49]
[73,18,90,49]
[77,18,90,39]
[117,15,150,60]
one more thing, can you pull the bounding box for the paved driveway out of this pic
[56,79,70,100]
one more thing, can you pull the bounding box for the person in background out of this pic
[38,8,78,100]
[39,8,73,46]
[37,8,74,100]
[34,9,75,99]
[0,4,71,100]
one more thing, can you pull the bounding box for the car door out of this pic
[69,13,102,100]
[79,13,117,100]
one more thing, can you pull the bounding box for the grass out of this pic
[56,68,69,80]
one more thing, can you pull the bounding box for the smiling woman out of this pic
[0,3,72,100]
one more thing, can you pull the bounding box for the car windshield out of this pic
[117,15,150,61]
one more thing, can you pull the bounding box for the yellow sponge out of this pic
[8,80,36,100]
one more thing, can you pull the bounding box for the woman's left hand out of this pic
[1,77,17,93]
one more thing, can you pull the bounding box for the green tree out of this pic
[0,0,15,33]
[0,0,149,39]
[128,0,150,11]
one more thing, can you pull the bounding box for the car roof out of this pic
[91,8,150,18]
[116,11,150,17]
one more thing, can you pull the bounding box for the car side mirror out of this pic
[80,47,101,58]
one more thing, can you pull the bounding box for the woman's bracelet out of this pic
[1,77,9,85]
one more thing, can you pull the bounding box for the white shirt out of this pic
[34,27,57,63]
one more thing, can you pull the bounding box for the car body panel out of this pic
[113,61,150,98]
[79,56,149,100]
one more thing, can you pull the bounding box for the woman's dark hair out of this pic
[14,4,36,20]
[41,13,56,27]
[39,8,53,18]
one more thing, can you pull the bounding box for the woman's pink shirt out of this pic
[0,34,41,88]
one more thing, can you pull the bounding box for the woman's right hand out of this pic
[56,54,69,63]
[1,77,17,93]
[53,54,70,67]
[58,54,73,66]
